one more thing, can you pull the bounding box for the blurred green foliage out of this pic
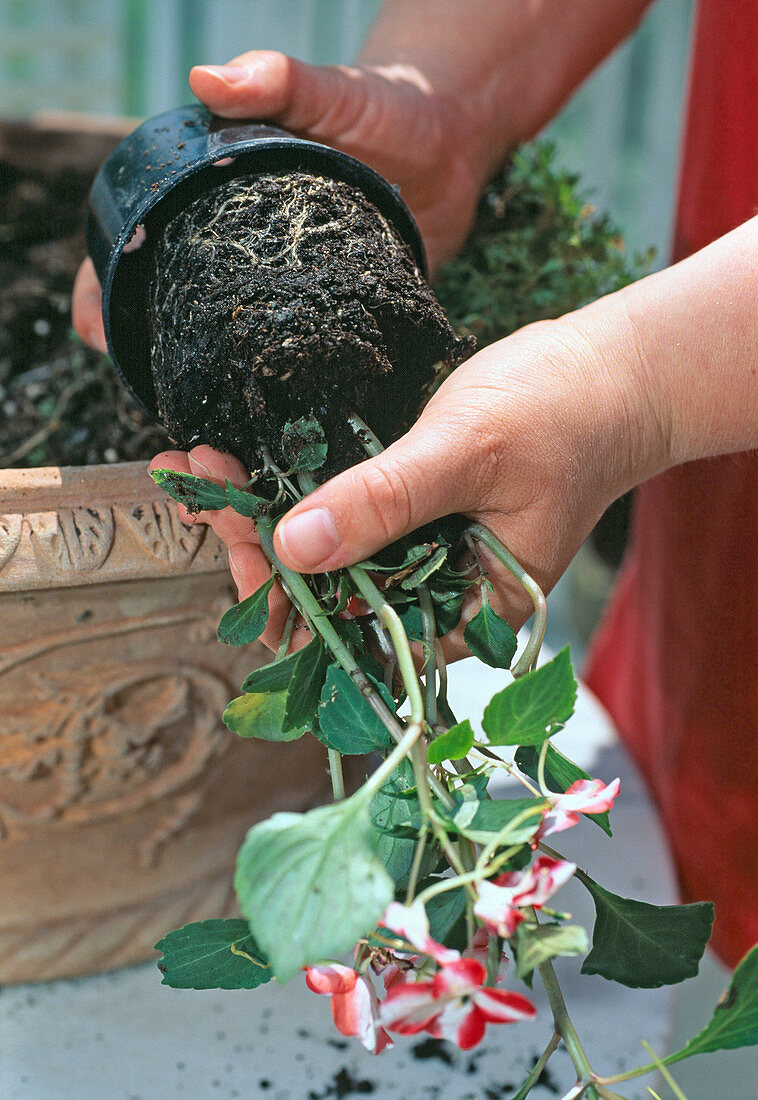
[435,141,654,348]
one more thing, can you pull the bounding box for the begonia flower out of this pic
[305,963,392,1054]
[539,777,621,837]
[379,956,537,1050]
[473,855,577,938]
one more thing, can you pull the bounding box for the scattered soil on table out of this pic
[0,158,171,468]
[148,172,473,478]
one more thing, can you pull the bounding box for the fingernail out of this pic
[196,64,250,86]
[228,546,244,593]
[188,453,211,477]
[277,509,339,570]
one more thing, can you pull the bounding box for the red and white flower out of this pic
[305,963,392,1054]
[539,777,621,837]
[473,855,577,938]
[381,897,461,965]
[379,956,537,1050]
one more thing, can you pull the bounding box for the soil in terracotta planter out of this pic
[148,172,473,478]
[0,156,171,468]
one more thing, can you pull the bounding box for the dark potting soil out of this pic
[0,157,171,468]
[148,172,473,478]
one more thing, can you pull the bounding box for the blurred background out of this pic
[1,0,693,260]
[7,4,752,1099]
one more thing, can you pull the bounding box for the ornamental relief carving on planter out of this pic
[0,656,231,838]
[0,515,22,570]
[0,497,218,589]
[28,506,115,573]
[112,500,206,565]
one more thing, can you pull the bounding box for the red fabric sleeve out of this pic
[584,0,758,968]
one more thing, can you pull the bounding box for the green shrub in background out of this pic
[435,141,654,347]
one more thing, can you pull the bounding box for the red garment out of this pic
[585,0,758,969]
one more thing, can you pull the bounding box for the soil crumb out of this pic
[148,172,473,477]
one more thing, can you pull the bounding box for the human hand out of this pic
[72,45,487,352]
[151,298,665,661]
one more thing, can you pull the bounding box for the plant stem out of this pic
[465,522,547,676]
[416,583,438,725]
[639,1043,688,1100]
[437,693,459,729]
[509,1030,562,1100]
[257,515,454,809]
[347,412,440,725]
[485,934,501,986]
[537,737,551,796]
[260,443,300,500]
[434,637,451,718]
[474,805,547,869]
[348,564,425,727]
[347,412,384,457]
[276,605,298,659]
[538,953,594,1083]
[257,518,395,714]
[327,748,346,801]
[405,825,429,903]
[361,720,424,800]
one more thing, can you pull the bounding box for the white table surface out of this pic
[1,649,686,1100]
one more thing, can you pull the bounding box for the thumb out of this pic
[190,50,368,141]
[272,420,474,573]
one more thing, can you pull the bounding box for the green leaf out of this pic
[235,792,394,982]
[515,743,612,836]
[432,587,467,636]
[578,872,714,988]
[399,547,449,590]
[661,943,758,1065]
[317,665,395,754]
[428,720,475,765]
[334,576,354,614]
[283,638,328,732]
[331,617,364,650]
[454,796,546,846]
[396,588,465,641]
[370,760,438,888]
[154,919,271,989]
[361,543,436,574]
[224,480,272,518]
[515,923,589,980]
[217,576,274,646]
[281,415,328,472]
[482,647,577,746]
[463,594,518,669]
[241,648,303,694]
[150,468,229,512]
[223,691,307,741]
[396,603,424,642]
[425,886,468,951]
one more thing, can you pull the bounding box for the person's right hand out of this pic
[153,291,670,662]
[72,47,490,351]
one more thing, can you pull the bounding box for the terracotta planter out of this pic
[0,118,335,982]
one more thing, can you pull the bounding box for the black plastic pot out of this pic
[86,104,426,420]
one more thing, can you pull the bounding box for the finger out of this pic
[149,448,259,544]
[72,259,107,352]
[227,541,302,654]
[272,414,480,574]
[149,449,192,474]
[227,540,277,601]
[188,444,250,486]
[190,51,367,140]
